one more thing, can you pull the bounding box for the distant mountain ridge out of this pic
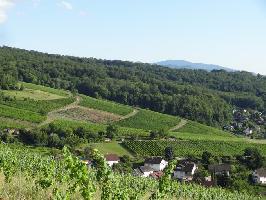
[156,60,235,72]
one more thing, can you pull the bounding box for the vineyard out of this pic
[48,119,150,137]
[0,104,46,123]
[79,95,133,116]
[0,144,261,200]
[116,109,181,131]
[0,82,76,127]
[0,117,30,129]
[123,140,266,157]
[0,97,75,114]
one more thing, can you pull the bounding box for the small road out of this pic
[120,108,139,120]
[169,119,187,131]
[37,97,140,127]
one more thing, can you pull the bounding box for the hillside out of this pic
[0,82,265,151]
[0,82,266,198]
[1,46,266,129]
[156,60,235,72]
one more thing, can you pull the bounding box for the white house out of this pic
[173,161,197,181]
[139,166,154,177]
[105,154,120,167]
[253,168,266,184]
[144,157,168,171]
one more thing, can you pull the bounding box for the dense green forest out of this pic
[0,46,265,127]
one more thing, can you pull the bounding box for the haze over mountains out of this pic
[156,60,235,72]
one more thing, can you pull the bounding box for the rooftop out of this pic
[144,157,164,164]
[140,166,154,173]
[175,161,196,173]
[105,154,120,162]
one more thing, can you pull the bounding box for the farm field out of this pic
[54,106,121,123]
[115,109,181,131]
[123,140,266,157]
[79,95,133,116]
[88,142,132,157]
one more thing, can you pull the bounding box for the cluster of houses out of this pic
[133,157,168,178]
[224,109,265,137]
[82,154,266,186]
[132,157,235,184]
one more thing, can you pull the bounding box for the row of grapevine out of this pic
[0,144,261,199]
[0,97,75,114]
[123,140,266,156]
[0,104,46,123]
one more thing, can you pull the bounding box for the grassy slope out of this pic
[22,82,70,97]
[176,120,235,137]
[89,142,132,157]
[171,121,266,144]
[79,95,133,116]
[3,89,65,100]
[115,109,180,131]
[171,120,237,141]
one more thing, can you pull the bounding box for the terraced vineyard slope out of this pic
[115,109,181,131]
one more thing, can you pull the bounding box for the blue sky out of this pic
[1,0,266,74]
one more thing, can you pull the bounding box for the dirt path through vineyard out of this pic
[169,119,187,131]
[38,96,140,127]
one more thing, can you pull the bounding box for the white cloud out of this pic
[0,0,15,23]
[59,1,73,10]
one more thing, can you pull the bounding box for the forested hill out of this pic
[0,46,265,127]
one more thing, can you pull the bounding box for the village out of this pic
[224,109,266,139]
[80,148,266,194]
